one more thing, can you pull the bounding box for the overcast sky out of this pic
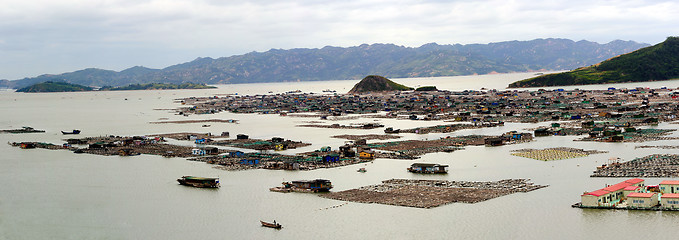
[1,0,677,80]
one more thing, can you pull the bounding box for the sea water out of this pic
[2,73,679,239]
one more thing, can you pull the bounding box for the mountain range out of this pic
[0,38,649,89]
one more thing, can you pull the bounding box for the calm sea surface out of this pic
[2,73,679,239]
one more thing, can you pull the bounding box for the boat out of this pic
[260,220,281,229]
[357,168,367,173]
[407,163,448,174]
[270,179,333,193]
[177,176,220,188]
[61,130,81,135]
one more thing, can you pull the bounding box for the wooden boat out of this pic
[260,220,282,229]
[177,176,220,188]
[61,130,81,135]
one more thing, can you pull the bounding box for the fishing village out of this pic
[7,77,679,217]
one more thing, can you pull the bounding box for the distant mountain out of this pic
[1,38,649,89]
[17,81,215,92]
[348,75,413,94]
[509,37,679,88]
[99,82,216,91]
[16,81,93,92]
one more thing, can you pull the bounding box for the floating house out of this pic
[192,148,206,156]
[240,159,260,165]
[358,150,375,160]
[660,193,679,209]
[626,192,658,208]
[407,163,448,174]
[580,178,645,207]
[228,151,245,157]
[659,180,679,194]
[534,128,552,137]
[322,154,340,163]
[484,137,503,146]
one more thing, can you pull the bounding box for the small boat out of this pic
[357,168,366,173]
[177,176,220,188]
[201,124,210,127]
[61,130,81,135]
[260,220,281,229]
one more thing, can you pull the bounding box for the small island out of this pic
[16,81,93,92]
[16,81,215,93]
[347,75,413,94]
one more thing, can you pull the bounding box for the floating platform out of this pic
[572,202,679,211]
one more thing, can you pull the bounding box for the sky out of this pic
[1,0,678,80]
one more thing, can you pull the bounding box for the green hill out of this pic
[509,37,679,88]
[348,75,413,94]
[16,81,93,92]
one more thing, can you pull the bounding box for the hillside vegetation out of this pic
[509,37,679,88]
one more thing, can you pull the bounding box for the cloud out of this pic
[0,0,678,79]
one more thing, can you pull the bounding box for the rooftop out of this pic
[583,189,610,197]
[624,178,645,184]
[661,193,679,199]
[660,180,679,185]
[627,192,656,198]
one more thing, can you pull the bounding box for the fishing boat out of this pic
[61,130,81,135]
[357,168,367,173]
[260,220,281,229]
[177,176,220,188]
